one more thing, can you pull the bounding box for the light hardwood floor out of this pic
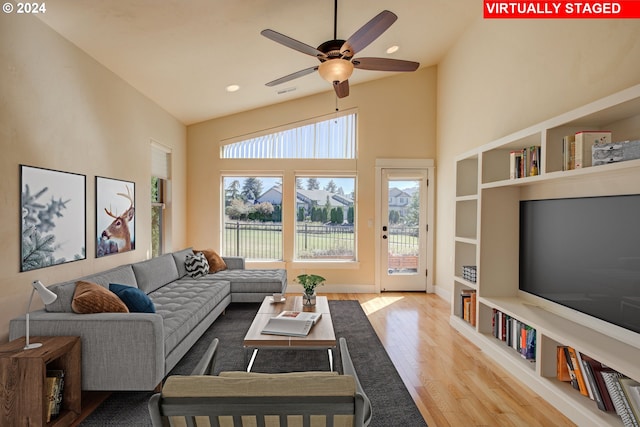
[324,292,576,427]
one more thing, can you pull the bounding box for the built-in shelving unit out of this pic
[451,84,640,427]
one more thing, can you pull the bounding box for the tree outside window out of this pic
[151,177,164,257]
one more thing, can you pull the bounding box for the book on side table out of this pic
[261,311,322,337]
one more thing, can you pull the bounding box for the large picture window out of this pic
[222,176,283,261]
[294,176,355,261]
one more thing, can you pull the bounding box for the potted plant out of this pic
[295,274,325,306]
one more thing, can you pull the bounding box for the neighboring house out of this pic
[388,187,412,217]
[257,186,353,218]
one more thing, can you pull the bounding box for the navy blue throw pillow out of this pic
[109,283,156,313]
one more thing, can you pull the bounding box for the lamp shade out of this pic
[32,280,57,305]
[318,59,354,83]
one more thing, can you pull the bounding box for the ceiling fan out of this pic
[261,0,420,98]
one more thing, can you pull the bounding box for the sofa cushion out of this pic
[109,283,156,313]
[150,279,230,355]
[46,265,138,313]
[208,269,287,294]
[195,249,227,273]
[132,254,179,294]
[171,248,194,278]
[72,280,129,314]
[185,252,209,278]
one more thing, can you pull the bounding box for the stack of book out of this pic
[46,370,64,422]
[557,347,640,425]
[460,289,476,326]
[562,131,612,170]
[491,309,535,360]
[509,146,541,179]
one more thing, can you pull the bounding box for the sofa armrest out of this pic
[10,310,165,391]
[222,256,245,270]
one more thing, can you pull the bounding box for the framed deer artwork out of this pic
[20,165,87,271]
[96,176,136,257]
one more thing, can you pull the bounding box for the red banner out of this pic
[484,1,640,18]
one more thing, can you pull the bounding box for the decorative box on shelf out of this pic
[592,139,640,166]
[462,265,477,283]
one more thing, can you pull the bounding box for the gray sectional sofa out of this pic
[9,248,286,391]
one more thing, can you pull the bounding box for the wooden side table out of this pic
[0,336,81,427]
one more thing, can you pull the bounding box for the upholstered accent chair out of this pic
[148,337,372,427]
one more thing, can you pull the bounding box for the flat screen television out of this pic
[519,194,640,335]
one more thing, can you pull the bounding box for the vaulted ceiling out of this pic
[37,0,478,124]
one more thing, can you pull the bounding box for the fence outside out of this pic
[222,222,418,261]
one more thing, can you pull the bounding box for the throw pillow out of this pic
[185,252,210,278]
[109,283,156,313]
[72,280,129,314]
[196,248,227,273]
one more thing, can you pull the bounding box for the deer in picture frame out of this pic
[100,185,135,253]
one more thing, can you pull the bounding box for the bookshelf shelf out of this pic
[451,83,640,427]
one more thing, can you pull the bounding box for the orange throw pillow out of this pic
[196,249,227,273]
[72,280,129,314]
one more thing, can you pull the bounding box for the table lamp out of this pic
[24,280,57,350]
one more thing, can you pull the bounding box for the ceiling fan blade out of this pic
[261,29,326,58]
[340,10,397,57]
[333,80,349,98]
[353,57,420,72]
[265,66,319,87]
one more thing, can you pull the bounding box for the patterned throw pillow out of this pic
[185,252,210,278]
[71,280,129,314]
[195,248,227,273]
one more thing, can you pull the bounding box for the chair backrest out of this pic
[148,371,368,427]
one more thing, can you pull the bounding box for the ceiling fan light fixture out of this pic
[318,59,354,83]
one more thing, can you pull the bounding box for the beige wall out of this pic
[0,15,187,341]
[435,19,640,297]
[187,67,437,288]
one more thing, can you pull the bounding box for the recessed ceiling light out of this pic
[226,84,240,93]
[386,45,399,54]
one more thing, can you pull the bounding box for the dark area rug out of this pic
[80,300,427,426]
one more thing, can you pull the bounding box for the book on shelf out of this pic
[509,146,540,179]
[574,131,612,169]
[560,346,580,391]
[261,311,322,337]
[562,135,575,171]
[460,289,476,326]
[578,353,606,411]
[620,378,640,423]
[491,309,535,360]
[566,347,590,397]
[46,369,64,421]
[576,351,595,400]
[601,371,640,427]
[45,376,57,422]
[556,346,572,382]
